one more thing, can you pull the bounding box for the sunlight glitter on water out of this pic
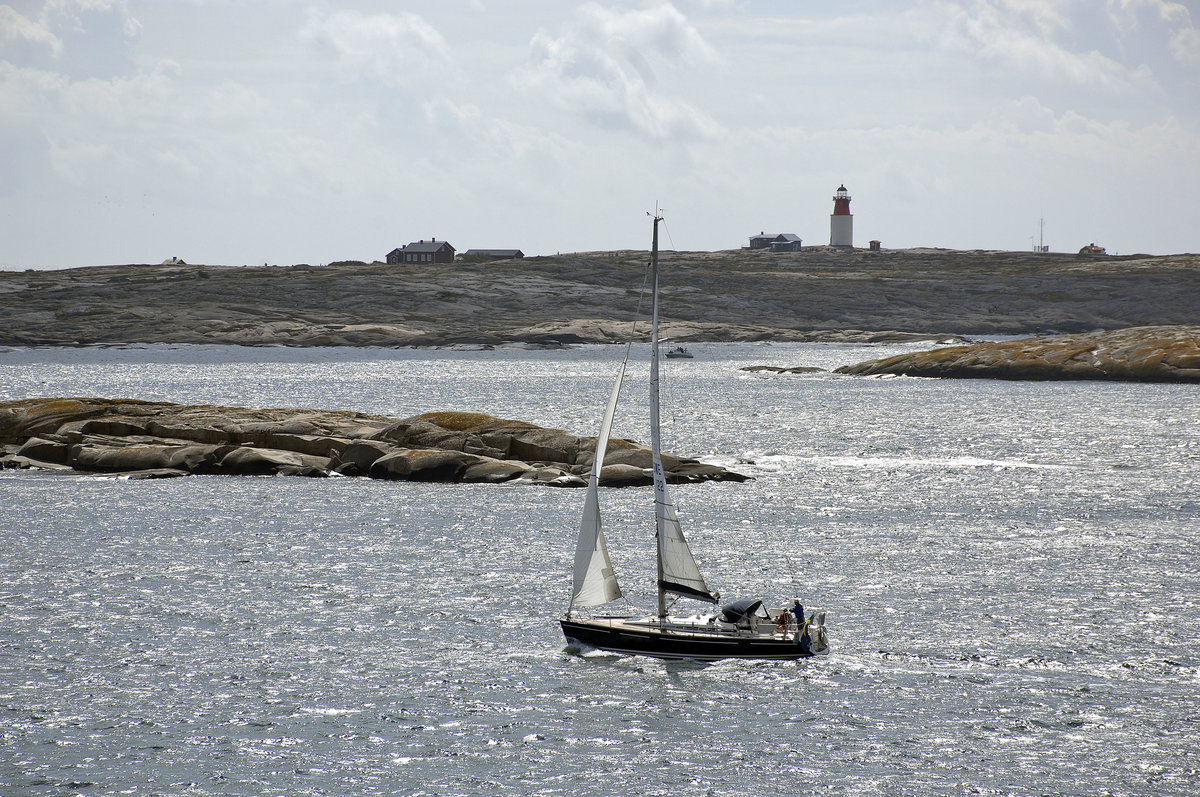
[1,344,1199,795]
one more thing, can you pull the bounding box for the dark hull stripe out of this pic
[561,620,813,661]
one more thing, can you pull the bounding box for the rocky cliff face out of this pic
[835,326,1200,382]
[0,398,747,484]
[2,248,1196,346]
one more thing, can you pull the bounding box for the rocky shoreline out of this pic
[834,325,1200,382]
[0,398,747,485]
[2,247,1197,347]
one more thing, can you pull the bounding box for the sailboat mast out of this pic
[650,212,668,619]
[647,210,716,617]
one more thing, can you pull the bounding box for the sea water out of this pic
[1,343,1197,796]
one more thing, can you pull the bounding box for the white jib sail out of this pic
[569,358,627,608]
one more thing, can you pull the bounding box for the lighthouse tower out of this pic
[830,184,853,247]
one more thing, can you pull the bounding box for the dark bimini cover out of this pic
[718,598,763,624]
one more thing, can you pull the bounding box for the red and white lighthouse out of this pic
[830,184,853,247]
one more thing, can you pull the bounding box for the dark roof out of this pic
[463,249,524,257]
[402,240,455,253]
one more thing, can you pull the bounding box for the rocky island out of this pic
[2,247,1200,393]
[2,247,1197,347]
[0,397,747,484]
[834,325,1200,382]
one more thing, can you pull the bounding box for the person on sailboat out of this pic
[793,600,811,653]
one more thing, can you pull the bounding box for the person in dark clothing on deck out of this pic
[793,599,811,653]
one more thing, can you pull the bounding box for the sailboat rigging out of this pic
[561,212,828,661]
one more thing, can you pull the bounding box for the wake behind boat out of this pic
[561,212,828,661]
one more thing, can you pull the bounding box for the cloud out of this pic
[43,0,140,36]
[1108,0,1200,65]
[1126,0,1200,65]
[939,0,1158,92]
[1,0,141,79]
[3,2,1196,266]
[9,59,187,185]
[515,2,722,140]
[300,9,450,86]
[994,0,1072,35]
[424,98,549,163]
[0,45,346,203]
[692,95,1195,253]
[1169,24,1200,64]
[0,4,62,55]
[1114,0,1191,25]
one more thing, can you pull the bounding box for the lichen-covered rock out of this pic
[835,325,1200,382]
[375,412,582,465]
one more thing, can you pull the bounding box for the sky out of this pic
[1,0,1198,269]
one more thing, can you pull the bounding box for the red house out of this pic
[386,239,456,264]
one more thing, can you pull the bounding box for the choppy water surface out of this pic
[2,343,1198,796]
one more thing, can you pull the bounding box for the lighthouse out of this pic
[830,184,853,247]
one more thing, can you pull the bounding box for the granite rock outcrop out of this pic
[834,325,1200,382]
[0,398,747,485]
[3,248,1196,347]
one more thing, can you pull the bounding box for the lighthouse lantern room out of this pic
[830,184,853,247]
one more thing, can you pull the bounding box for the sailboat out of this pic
[561,213,828,661]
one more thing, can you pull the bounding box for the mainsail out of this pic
[568,357,627,608]
[652,473,715,603]
[649,214,716,612]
